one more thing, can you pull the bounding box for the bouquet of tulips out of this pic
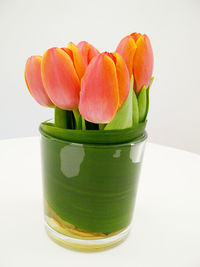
[25,32,153,133]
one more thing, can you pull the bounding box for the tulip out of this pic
[24,56,53,107]
[79,52,130,123]
[116,33,153,93]
[41,47,81,110]
[77,41,99,67]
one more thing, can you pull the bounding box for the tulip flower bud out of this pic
[79,52,130,123]
[77,41,99,67]
[41,47,81,110]
[116,33,154,93]
[24,56,53,107]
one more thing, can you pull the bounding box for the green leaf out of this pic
[131,75,139,125]
[132,88,139,125]
[144,87,149,121]
[77,115,82,130]
[138,86,147,122]
[99,124,106,130]
[149,76,154,88]
[144,76,154,121]
[40,121,147,145]
[104,78,133,130]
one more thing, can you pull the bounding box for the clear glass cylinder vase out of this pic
[40,129,147,251]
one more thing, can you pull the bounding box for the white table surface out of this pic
[0,137,200,267]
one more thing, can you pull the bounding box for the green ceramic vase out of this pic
[40,126,147,251]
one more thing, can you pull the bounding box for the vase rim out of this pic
[40,123,147,148]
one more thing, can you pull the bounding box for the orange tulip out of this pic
[41,47,81,110]
[79,52,130,123]
[77,41,99,67]
[24,56,53,107]
[116,33,153,93]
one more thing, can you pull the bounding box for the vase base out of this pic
[45,222,130,252]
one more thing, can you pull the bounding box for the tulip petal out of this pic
[79,54,119,123]
[88,43,99,63]
[77,41,99,66]
[61,47,73,58]
[133,34,154,93]
[25,56,53,107]
[77,41,89,66]
[116,36,136,76]
[113,52,130,108]
[67,42,85,79]
[130,32,141,42]
[41,47,80,110]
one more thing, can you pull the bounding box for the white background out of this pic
[0,0,200,153]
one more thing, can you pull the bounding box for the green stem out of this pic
[82,116,86,130]
[54,107,67,128]
[72,108,80,129]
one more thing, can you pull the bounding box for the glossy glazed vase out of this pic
[40,128,147,251]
